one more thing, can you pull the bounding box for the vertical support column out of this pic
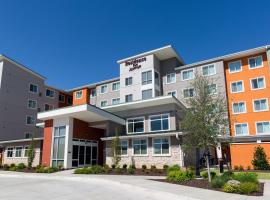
[64,117,73,168]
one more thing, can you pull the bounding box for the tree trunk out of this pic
[206,155,211,182]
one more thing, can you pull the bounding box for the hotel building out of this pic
[1,45,270,169]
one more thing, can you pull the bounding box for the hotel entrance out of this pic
[72,139,98,167]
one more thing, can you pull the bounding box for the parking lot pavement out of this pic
[0,171,268,200]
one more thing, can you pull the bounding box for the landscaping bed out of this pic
[0,163,61,173]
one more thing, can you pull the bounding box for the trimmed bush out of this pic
[9,166,17,171]
[123,164,127,169]
[111,164,116,169]
[127,165,135,174]
[238,182,259,194]
[3,164,9,170]
[74,167,92,174]
[150,165,156,171]
[130,164,136,169]
[167,169,194,183]
[17,163,26,170]
[36,166,58,173]
[233,172,258,183]
[252,146,270,170]
[167,165,180,173]
[10,163,16,168]
[91,165,104,174]
[115,167,122,174]
[163,165,169,170]
[211,177,227,188]
[142,165,147,170]
[223,183,239,193]
[201,171,216,179]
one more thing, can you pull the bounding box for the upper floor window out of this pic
[249,56,263,69]
[142,70,152,85]
[153,137,169,155]
[167,91,177,97]
[112,82,120,91]
[127,117,144,133]
[24,146,29,157]
[150,114,169,132]
[133,139,147,155]
[253,99,268,112]
[229,60,242,73]
[27,99,37,109]
[235,123,248,136]
[59,94,65,103]
[90,89,96,97]
[46,89,55,98]
[100,100,108,107]
[112,98,120,105]
[183,88,194,98]
[251,77,265,90]
[142,89,152,100]
[29,83,38,93]
[232,102,246,114]
[155,71,160,86]
[44,104,54,111]
[26,116,35,125]
[25,133,33,139]
[202,64,216,76]
[231,81,244,93]
[67,96,72,105]
[256,122,270,135]
[125,94,133,103]
[181,69,194,81]
[166,73,176,84]
[75,91,82,99]
[7,147,14,158]
[206,84,217,95]
[125,77,133,86]
[100,85,108,94]
[120,140,128,155]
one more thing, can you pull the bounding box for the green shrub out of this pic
[221,171,234,178]
[150,165,156,171]
[3,164,9,170]
[233,172,258,183]
[142,165,147,170]
[163,165,169,170]
[239,165,244,171]
[111,164,116,169]
[90,165,104,174]
[104,165,110,173]
[130,164,136,169]
[9,166,17,171]
[74,167,92,174]
[36,166,57,173]
[211,177,227,188]
[167,169,194,182]
[252,146,270,170]
[222,183,239,193]
[123,164,127,169]
[167,165,180,173]
[127,165,135,174]
[17,163,26,170]
[201,171,216,179]
[238,182,259,194]
[115,167,122,174]
[10,163,16,168]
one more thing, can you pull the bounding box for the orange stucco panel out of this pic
[42,120,53,167]
[72,88,90,106]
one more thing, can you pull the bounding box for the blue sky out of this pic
[0,0,269,89]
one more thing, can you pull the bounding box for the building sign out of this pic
[125,57,147,71]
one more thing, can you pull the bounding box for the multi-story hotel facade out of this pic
[1,45,270,169]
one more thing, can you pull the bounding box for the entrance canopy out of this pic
[37,104,125,125]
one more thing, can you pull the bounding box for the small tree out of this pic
[27,137,36,168]
[111,128,121,167]
[252,146,270,170]
[181,74,228,182]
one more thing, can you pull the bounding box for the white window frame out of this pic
[112,82,120,91]
[255,121,270,135]
[182,88,194,98]
[166,73,176,84]
[142,89,153,100]
[250,76,266,91]
[45,88,55,98]
[6,147,14,158]
[23,146,29,158]
[100,100,108,107]
[125,94,133,102]
[232,101,247,114]
[111,98,120,105]
[181,69,194,81]
[230,80,244,93]
[248,55,263,70]
[253,98,269,112]
[120,140,128,156]
[152,137,171,156]
[27,99,37,110]
[141,70,152,85]
[132,138,148,156]
[207,84,218,95]
[26,115,35,126]
[59,94,65,103]
[75,90,83,99]
[149,113,170,132]
[15,146,23,158]
[126,117,145,134]
[100,84,108,94]
[234,123,249,136]
[202,64,216,76]
[228,60,242,73]
[44,103,54,111]
[125,77,133,87]
[29,83,38,94]
[167,90,177,97]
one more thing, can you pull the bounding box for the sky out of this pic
[0,0,270,90]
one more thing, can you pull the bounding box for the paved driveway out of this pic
[0,170,268,200]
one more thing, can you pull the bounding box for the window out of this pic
[26,116,35,125]
[232,102,246,114]
[251,77,265,90]
[100,100,108,107]
[231,81,244,93]
[112,98,120,105]
[142,70,152,85]
[44,104,54,111]
[46,89,55,98]
[253,99,268,112]
[75,91,82,99]
[206,84,217,95]
[166,73,176,84]
[90,89,96,97]
[100,85,108,94]
[125,94,133,103]
[27,99,37,109]
[15,147,23,157]
[24,146,29,157]
[52,126,66,168]
[120,140,128,155]
[235,123,248,136]
[142,89,152,100]
[183,88,194,98]
[133,139,147,155]
[29,83,38,93]
[150,114,169,132]
[67,96,72,105]
[125,77,132,86]
[127,117,144,133]
[202,64,215,76]
[229,60,242,73]
[153,138,170,155]
[7,147,13,158]
[249,56,263,69]
[181,69,194,80]
[112,82,120,91]
[155,71,160,86]
[256,122,270,135]
[59,94,65,103]
[167,91,177,97]
[25,133,33,139]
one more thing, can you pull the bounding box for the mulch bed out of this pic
[154,179,264,196]
[104,169,166,176]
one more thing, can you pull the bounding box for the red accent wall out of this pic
[58,92,73,108]
[73,118,105,165]
[42,120,53,166]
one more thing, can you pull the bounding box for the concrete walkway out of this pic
[0,170,268,200]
